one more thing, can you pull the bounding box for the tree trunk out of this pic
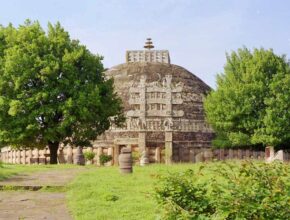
[48,141,59,164]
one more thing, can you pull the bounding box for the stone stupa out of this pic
[94,38,214,164]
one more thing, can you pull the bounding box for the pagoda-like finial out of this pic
[144,38,154,50]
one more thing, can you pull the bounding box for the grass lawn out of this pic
[66,163,223,220]
[0,163,77,181]
[2,161,287,219]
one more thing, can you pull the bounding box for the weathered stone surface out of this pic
[74,146,85,165]
[119,148,133,173]
[106,62,211,122]
[195,152,204,163]
[140,151,149,166]
[97,59,215,162]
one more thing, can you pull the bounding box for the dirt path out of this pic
[0,191,71,220]
[0,168,86,220]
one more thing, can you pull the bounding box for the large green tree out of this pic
[204,47,290,149]
[0,20,124,163]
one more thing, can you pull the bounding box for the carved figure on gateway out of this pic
[98,38,215,164]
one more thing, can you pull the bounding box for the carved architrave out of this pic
[110,118,213,133]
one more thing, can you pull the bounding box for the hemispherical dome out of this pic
[101,61,214,163]
[106,62,211,122]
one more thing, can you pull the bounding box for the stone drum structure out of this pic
[94,38,214,164]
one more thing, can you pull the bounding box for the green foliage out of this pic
[211,133,232,148]
[155,169,213,219]
[99,154,112,165]
[66,162,289,220]
[211,161,290,220]
[0,20,124,160]
[83,151,95,161]
[155,161,290,220]
[0,160,3,168]
[132,151,140,162]
[204,47,290,148]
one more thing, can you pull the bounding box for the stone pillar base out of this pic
[165,131,173,164]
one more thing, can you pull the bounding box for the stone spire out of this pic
[144,38,154,50]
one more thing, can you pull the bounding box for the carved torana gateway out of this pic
[94,39,214,164]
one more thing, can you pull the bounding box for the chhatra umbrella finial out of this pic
[144,38,154,50]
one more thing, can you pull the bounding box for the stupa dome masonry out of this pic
[95,38,214,164]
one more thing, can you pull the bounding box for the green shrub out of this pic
[0,160,3,168]
[99,154,112,166]
[155,161,290,220]
[83,151,95,161]
[155,168,214,219]
[132,151,140,163]
[212,161,290,220]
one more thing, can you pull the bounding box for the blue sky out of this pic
[1,0,290,88]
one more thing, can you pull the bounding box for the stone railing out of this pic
[0,146,114,165]
[265,146,290,163]
[1,146,289,165]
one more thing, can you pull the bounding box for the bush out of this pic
[99,154,112,166]
[83,151,95,161]
[132,151,140,163]
[155,161,290,220]
[155,168,214,219]
[0,160,3,168]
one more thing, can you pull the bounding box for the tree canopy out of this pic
[0,20,124,163]
[204,47,290,149]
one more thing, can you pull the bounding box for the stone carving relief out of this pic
[182,93,204,102]
[163,118,173,130]
[110,118,213,133]
[127,74,184,118]
[172,110,184,117]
